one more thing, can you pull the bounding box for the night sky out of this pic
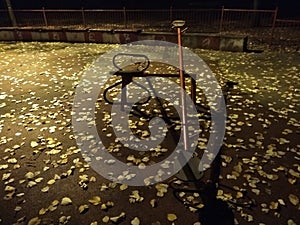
[0,0,299,18]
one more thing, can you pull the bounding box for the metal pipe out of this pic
[271,7,278,42]
[174,21,188,151]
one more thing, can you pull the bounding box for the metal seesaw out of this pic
[103,20,205,181]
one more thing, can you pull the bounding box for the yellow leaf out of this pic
[39,208,47,215]
[41,186,49,193]
[61,197,72,206]
[102,216,110,223]
[28,217,41,225]
[167,213,177,222]
[120,184,128,191]
[89,196,101,206]
[47,179,55,185]
[131,217,140,225]
[78,204,89,214]
[288,194,299,206]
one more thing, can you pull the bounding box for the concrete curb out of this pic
[0,27,247,52]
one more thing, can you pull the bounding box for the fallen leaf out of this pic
[278,199,285,205]
[39,208,47,215]
[78,204,89,214]
[47,179,56,185]
[167,213,177,222]
[14,206,22,212]
[30,141,39,148]
[102,216,110,223]
[129,190,144,203]
[2,173,11,181]
[155,183,168,197]
[110,212,126,223]
[89,196,101,205]
[150,199,158,208]
[90,222,98,225]
[287,219,297,225]
[41,186,49,193]
[28,217,41,225]
[5,186,15,192]
[27,181,37,188]
[131,217,140,225]
[120,184,128,191]
[288,194,299,206]
[51,200,59,207]
[61,197,72,206]
[59,216,71,224]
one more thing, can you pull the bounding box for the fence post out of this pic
[219,6,224,33]
[42,7,48,27]
[123,6,127,28]
[81,7,86,27]
[271,7,278,42]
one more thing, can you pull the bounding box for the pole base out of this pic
[176,156,204,181]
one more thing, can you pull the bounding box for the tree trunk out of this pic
[253,0,259,10]
[5,0,17,27]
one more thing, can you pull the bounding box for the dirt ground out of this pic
[0,41,299,225]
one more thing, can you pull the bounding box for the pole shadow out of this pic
[171,151,235,225]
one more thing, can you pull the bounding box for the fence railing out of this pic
[271,19,300,43]
[0,7,299,44]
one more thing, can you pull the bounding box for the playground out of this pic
[0,41,299,225]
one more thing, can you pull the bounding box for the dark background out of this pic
[0,0,299,19]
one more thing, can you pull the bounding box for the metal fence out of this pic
[271,19,300,44]
[0,7,299,45]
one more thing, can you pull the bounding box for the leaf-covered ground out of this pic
[0,42,299,225]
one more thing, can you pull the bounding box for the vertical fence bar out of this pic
[271,7,278,42]
[42,7,48,26]
[219,6,224,33]
[81,7,86,27]
[123,7,127,28]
